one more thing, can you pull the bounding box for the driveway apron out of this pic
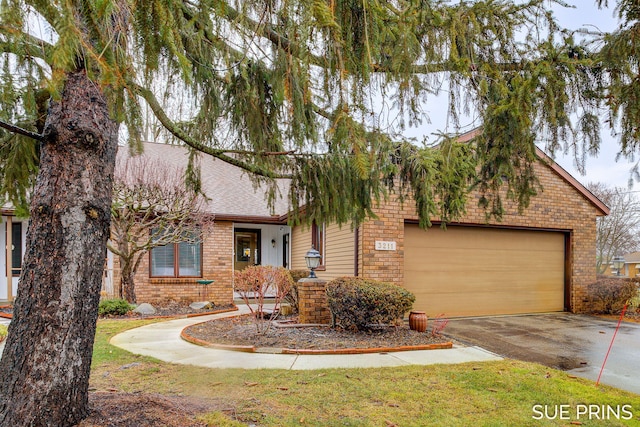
[443,313,640,395]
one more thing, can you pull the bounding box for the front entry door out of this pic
[234,229,261,271]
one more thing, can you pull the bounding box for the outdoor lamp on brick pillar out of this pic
[304,248,322,278]
[613,256,625,276]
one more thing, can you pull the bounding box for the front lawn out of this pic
[91,319,640,426]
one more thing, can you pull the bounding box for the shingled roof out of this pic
[117,142,291,221]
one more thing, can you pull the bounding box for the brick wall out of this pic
[298,278,331,324]
[359,160,602,313]
[114,221,235,304]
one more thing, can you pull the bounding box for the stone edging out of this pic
[179,318,454,355]
[185,306,239,318]
[0,305,12,319]
[280,342,453,355]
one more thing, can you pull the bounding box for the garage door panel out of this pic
[404,225,565,317]
[412,247,563,265]
[409,227,562,251]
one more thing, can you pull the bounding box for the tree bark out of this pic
[120,257,137,304]
[0,71,118,426]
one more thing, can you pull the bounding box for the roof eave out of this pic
[214,213,288,225]
[535,148,610,216]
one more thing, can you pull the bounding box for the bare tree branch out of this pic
[588,182,640,274]
[109,154,214,302]
[0,119,43,141]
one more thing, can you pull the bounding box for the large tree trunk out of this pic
[0,71,117,426]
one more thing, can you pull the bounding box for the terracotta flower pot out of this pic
[409,311,428,333]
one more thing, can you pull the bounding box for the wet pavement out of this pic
[443,313,640,395]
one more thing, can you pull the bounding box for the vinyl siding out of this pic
[290,223,355,280]
[323,223,356,280]
[291,224,312,271]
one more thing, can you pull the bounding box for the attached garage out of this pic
[294,131,609,316]
[404,224,566,317]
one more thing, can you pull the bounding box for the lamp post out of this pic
[612,256,625,276]
[304,248,322,278]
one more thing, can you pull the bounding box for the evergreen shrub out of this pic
[98,298,133,316]
[326,277,415,330]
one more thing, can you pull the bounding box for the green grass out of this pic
[92,319,640,426]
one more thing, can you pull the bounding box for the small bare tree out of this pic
[234,266,293,334]
[108,155,212,303]
[588,182,640,274]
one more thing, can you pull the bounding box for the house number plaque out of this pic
[375,241,396,251]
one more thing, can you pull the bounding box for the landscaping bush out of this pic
[326,277,415,330]
[98,298,133,316]
[281,269,309,314]
[235,265,294,334]
[586,276,639,314]
[0,324,7,341]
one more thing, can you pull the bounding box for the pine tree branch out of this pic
[129,81,293,179]
[210,0,327,66]
[0,29,54,61]
[0,119,43,141]
[206,0,581,77]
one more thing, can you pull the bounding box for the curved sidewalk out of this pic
[110,306,502,370]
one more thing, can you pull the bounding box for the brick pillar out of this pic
[297,278,331,324]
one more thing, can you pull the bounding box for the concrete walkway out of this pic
[110,306,502,370]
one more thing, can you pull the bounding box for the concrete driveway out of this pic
[443,313,640,395]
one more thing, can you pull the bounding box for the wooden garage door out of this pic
[404,224,565,317]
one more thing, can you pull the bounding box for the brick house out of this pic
[290,132,609,317]
[0,142,292,305]
[103,142,292,305]
[2,133,608,316]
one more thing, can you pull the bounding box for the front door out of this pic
[234,229,261,271]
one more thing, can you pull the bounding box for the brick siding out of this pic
[113,221,235,304]
[297,278,331,324]
[358,160,601,313]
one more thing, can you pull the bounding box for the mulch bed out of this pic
[183,314,450,351]
[0,302,237,320]
[597,310,640,324]
[99,302,237,320]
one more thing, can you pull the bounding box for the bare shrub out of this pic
[586,276,639,314]
[281,269,308,314]
[234,266,293,334]
[430,314,449,338]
